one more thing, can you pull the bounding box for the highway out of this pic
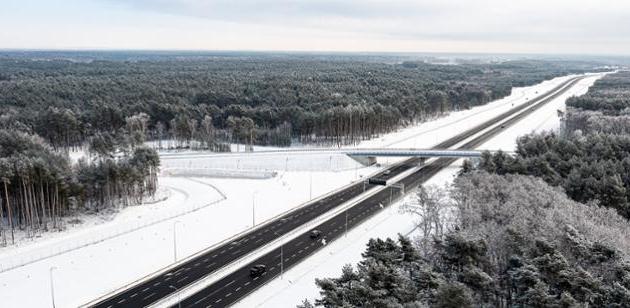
[173,77,583,307]
[87,76,582,308]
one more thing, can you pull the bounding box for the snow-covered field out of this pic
[0,73,604,308]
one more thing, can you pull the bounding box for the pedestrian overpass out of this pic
[343,148,507,166]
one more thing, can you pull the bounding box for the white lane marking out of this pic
[193,295,209,306]
[142,292,156,300]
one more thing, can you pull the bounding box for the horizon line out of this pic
[1,48,629,59]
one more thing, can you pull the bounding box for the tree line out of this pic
[564,71,630,135]
[0,56,594,148]
[0,129,159,246]
[473,71,630,219]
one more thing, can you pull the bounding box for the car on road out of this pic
[309,230,322,239]
[250,264,267,277]
[383,170,391,175]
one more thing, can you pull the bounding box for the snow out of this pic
[0,73,605,308]
[232,73,606,308]
[162,168,278,179]
[0,169,378,307]
[160,151,361,172]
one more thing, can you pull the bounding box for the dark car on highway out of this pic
[250,264,267,277]
[310,230,322,239]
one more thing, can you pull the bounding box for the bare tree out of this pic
[401,184,454,255]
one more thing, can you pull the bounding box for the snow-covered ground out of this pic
[233,73,605,307]
[157,73,594,172]
[0,73,604,308]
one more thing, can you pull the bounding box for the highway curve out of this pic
[87,76,582,308]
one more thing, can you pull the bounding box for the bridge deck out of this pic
[346,149,482,158]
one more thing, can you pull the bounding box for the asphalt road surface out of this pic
[88,77,582,308]
[174,77,583,308]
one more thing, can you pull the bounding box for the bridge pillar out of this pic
[348,155,377,167]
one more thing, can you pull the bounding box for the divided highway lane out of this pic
[89,143,423,307]
[89,76,582,308]
[174,76,584,307]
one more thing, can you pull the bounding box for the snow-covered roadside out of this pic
[233,74,606,308]
[155,73,589,172]
[0,73,604,308]
[0,167,379,308]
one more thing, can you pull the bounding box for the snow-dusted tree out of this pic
[402,185,451,241]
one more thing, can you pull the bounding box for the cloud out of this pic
[102,0,630,46]
[2,0,630,54]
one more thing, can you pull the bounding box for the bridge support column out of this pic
[348,155,377,167]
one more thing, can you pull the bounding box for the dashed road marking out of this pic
[142,292,156,300]
[205,262,216,269]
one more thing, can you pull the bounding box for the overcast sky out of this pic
[1,0,629,55]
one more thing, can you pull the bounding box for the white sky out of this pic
[1,0,630,55]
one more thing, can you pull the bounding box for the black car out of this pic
[250,264,267,277]
[310,230,322,239]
